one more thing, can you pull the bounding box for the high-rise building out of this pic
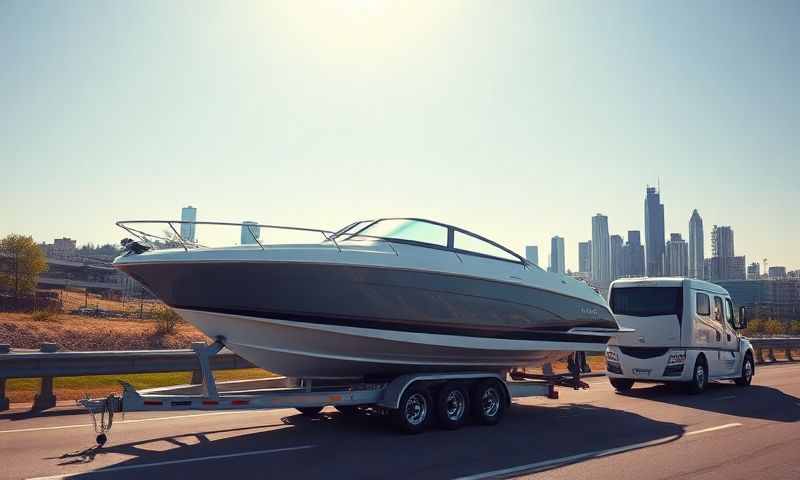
[525,246,539,266]
[549,236,565,274]
[747,262,761,280]
[665,233,689,277]
[688,209,704,279]
[180,206,197,243]
[578,241,592,274]
[711,225,735,258]
[241,221,261,245]
[591,214,611,283]
[644,186,665,277]
[769,266,787,279]
[610,234,624,280]
[621,230,645,278]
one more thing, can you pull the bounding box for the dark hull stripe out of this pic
[176,305,613,344]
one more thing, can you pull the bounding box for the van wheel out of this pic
[688,357,708,394]
[735,354,754,386]
[610,378,634,392]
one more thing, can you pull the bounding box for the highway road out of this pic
[1,362,799,480]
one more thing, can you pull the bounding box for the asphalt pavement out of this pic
[1,363,799,480]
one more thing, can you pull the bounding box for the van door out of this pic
[720,298,739,375]
[710,296,727,376]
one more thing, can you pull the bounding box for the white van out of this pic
[605,277,754,394]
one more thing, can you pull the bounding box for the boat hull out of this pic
[177,308,596,378]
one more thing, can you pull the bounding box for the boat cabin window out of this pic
[609,287,682,320]
[453,230,519,262]
[352,219,448,247]
[696,293,710,316]
[335,220,373,237]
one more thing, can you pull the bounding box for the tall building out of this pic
[621,230,646,277]
[180,206,197,243]
[665,233,689,277]
[591,214,611,283]
[747,262,761,280]
[240,221,261,245]
[525,246,539,266]
[578,241,592,274]
[610,235,624,280]
[549,236,565,274]
[769,266,787,279]
[644,186,665,277]
[711,225,735,258]
[688,209,704,279]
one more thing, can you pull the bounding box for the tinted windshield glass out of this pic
[353,219,448,246]
[453,230,519,262]
[610,287,683,318]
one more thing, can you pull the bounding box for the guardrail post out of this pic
[756,347,765,364]
[542,363,554,376]
[767,348,777,362]
[32,343,59,411]
[0,345,9,410]
[786,348,795,362]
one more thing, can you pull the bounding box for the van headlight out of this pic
[667,350,687,365]
[606,350,620,362]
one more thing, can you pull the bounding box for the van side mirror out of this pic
[737,306,747,330]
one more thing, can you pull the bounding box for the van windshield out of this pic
[610,287,683,320]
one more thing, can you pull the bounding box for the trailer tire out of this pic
[688,356,708,394]
[436,382,469,430]
[734,353,754,386]
[471,379,505,426]
[296,406,324,416]
[393,384,432,434]
[610,378,634,392]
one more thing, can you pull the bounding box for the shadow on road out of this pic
[57,403,685,479]
[615,382,800,423]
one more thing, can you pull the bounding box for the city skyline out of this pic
[2,2,798,271]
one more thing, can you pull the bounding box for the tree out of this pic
[0,234,48,299]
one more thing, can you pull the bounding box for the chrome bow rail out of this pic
[116,220,344,253]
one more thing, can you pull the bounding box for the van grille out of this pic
[619,346,670,359]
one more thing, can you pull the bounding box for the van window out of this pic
[724,298,735,329]
[609,287,682,321]
[714,297,724,325]
[696,293,710,316]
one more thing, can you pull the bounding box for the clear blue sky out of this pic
[1,1,798,271]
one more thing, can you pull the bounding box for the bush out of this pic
[763,319,785,336]
[31,310,58,322]
[789,320,800,336]
[743,318,762,336]
[153,307,182,335]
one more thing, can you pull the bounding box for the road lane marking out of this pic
[714,395,737,401]
[456,423,744,479]
[26,444,316,479]
[455,435,681,480]
[686,423,741,435]
[0,410,267,434]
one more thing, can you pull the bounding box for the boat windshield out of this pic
[349,219,448,247]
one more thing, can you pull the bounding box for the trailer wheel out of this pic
[471,379,505,426]
[393,384,432,434]
[296,406,324,416]
[436,382,469,430]
[610,378,634,392]
[734,353,754,386]
[688,356,708,394]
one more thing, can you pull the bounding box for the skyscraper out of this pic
[688,209,704,279]
[665,233,689,277]
[578,241,592,274]
[241,221,261,245]
[525,246,539,266]
[712,225,735,258]
[644,186,665,277]
[549,236,565,274]
[747,262,761,280]
[610,234,624,280]
[706,225,745,281]
[180,206,197,243]
[622,230,646,277]
[591,214,611,283]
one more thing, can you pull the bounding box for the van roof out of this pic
[610,277,730,295]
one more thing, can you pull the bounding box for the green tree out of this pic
[0,234,48,298]
[763,319,784,336]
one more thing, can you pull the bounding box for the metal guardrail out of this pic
[0,342,254,411]
[1,338,798,412]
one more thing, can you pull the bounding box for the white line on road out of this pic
[713,395,737,401]
[456,423,743,480]
[26,444,316,480]
[685,423,741,435]
[0,410,267,434]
